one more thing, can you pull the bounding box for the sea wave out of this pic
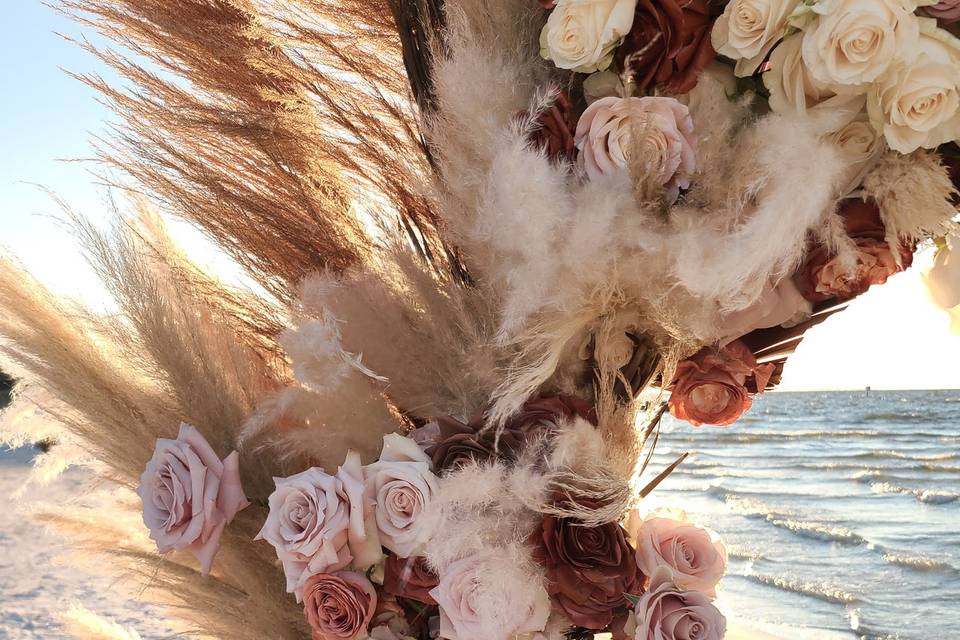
[880,552,959,574]
[742,574,859,605]
[869,482,960,504]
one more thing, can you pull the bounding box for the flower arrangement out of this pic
[0,0,957,639]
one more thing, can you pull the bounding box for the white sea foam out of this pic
[743,574,859,605]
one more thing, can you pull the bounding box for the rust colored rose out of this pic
[668,340,774,427]
[426,395,595,471]
[527,92,578,162]
[795,199,915,303]
[303,571,377,640]
[532,500,643,629]
[614,0,717,95]
[383,554,439,605]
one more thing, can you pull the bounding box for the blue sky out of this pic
[2,3,959,390]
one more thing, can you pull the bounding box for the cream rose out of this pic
[924,234,960,310]
[366,434,439,557]
[138,423,248,576]
[826,114,887,194]
[539,0,639,73]
[867,29,960,153]
[764,33,866,124]
[711,0,800,77]
[257,467,353,601]
[799,0,920,88]
[429,553,551,640]
[575,96,697,203]
[631,515,728,598]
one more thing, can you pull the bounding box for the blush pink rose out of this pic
[575,96,697,202]
[922,0,960,23]
[303,571,377,640]
[257,467,354,601]
[137,422,248,575]
[718,278,812,342]
[632,567,726,640]
[630,515,727,598]
[668,340,774,427]
[429,553,551,640]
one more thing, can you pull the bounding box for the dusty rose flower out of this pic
[303,571,377,640]
[575,96,696,203]
[138,422,248,575]
[795,199,915,303]
[632,567,726,640]
[366,434,439,558]
[533,499,643,629]
[257,468,352,600]
[527,92,578,161]
[384,554,439,605]
[668,340,774,427]
[427,395,595,471]
[371,594,413,638]
[429,553,551,640]
[615,0,717,94]
[921,0,960,24]
[630,515,727,598]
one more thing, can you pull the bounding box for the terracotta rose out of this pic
[303,571,377,640]
[795,199,915,303]
[532,498,643,629]
[615,0,717,95]
[426,395,595,471]
[668,340,774,427]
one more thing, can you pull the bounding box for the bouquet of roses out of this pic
[1,0,957,639]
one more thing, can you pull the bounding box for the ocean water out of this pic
[652,390,960,640]
[1,390,957,638]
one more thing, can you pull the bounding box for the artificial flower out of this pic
[366,434,439,558]
[303,571,377,640]
[137,422,248,576]
[257,468,353,600]
[924,234,960,310]
[630,515,727,598]
[922,0,960,24]
[795,199,915,302]
[615,0,717,94]
[533,497,643,629]
[712,0,799,77]
[631,567,726,640]
[866,28,960,154]
[383,554,439,605]
[539,0,639,73]
[797,0,920,88]
[668,340,774,427]
[575,96,696,203]
[429,552,551,640]
[426,395,595,471]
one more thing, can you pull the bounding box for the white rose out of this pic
[366,434,439,557]
[867,27,960,153]
[764,33,866,123]
[711,0,800,77]
[925,234,960,310]
[826,114,887,194]
[539,0,639,73]
[800,0,921,88]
